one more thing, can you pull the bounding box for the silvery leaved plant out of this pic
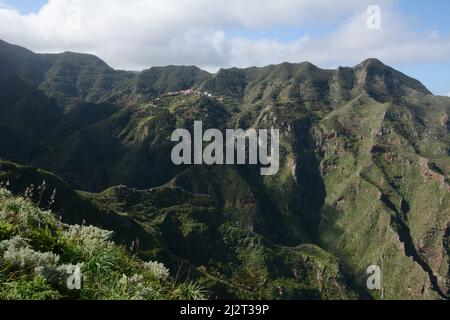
[62,224,114,246]
[143,261,170,280]
[118,274,160,300]
[2,236,59,270]
[35,263,84,288]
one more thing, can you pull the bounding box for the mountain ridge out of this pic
[0,39,449,300]
[0,39,434,104]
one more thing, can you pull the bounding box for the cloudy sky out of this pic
[0,0,449,96]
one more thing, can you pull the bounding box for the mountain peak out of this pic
[354,58,431,98]
[50,51,112,69]
[355,58,386,69]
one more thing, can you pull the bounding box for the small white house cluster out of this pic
[163,89,214,98]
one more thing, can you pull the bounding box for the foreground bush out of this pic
[0,187,205,300]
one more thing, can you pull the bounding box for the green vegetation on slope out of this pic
[0,162,355,300]
[0,39,449,300]
[0,186,206,300]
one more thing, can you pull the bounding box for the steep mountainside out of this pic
[0,39,449,299]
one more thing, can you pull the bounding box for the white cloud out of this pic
[0,0,449,71]
[229,11,450,69]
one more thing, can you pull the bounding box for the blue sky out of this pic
[394,1,450,95]
[1,0,47,14]
[1,0,449,96]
